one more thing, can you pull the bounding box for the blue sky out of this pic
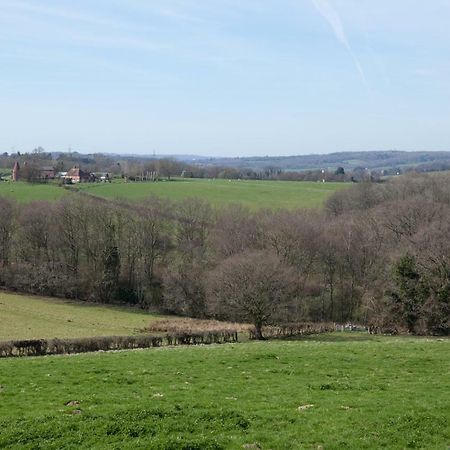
[1,0,450,156]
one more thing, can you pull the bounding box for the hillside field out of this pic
[0,179,348,209]
[0,292,161,341]
[0,334,448,449]
[74,178,348,209]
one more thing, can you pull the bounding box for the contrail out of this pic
[311,0,370,92]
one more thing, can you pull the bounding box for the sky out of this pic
[1,0,450,157]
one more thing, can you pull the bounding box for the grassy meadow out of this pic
[0,292,161,341]
[0,181,67,202]
[0,334,448,449]
[0,178,348,209]
[74,179,347,210]
[1,178,447,450]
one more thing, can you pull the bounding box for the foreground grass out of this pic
[75,179,348,210]
[0,335,448,449]
[0,292,161,340]
[0,181,67,202]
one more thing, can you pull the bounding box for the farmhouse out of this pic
[12,162,56,181]
[65,166,92,183]
[40,166,55,179]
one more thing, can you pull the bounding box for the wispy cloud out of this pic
[311,0,370,92]
[0,0,131,29]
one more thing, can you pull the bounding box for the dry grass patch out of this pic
[141,317,252,335]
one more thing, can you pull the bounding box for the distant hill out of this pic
[194,151,450,173]
[5,150,450,176]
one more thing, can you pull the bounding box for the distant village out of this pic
[0,149,378,183]
[8,162,111,183]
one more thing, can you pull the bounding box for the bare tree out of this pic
[207,251,297,339]
[258,209,320,286]
[174,198,212,262]
[0,198,15,269]
[210,204,260,258]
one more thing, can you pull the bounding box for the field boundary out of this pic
[0,331,239,358]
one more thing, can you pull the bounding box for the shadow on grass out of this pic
[290,333,377,343]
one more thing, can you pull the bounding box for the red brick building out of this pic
[65,166,92,183]
[40,166,55,179]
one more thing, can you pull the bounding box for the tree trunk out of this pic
[254,321,265,340]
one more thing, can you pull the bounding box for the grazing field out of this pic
[0,181,67,202]
[0,179,348,209]
[75,179,348,210]
[0,335,448,449]
[0,292,162,341]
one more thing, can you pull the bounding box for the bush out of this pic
[0,331,239,358]
[248,322,335,340]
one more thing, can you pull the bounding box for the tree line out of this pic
[0,173,448,336]
[1,150,360,182]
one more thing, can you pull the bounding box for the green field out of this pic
[0,179,348,209]
[0,292,161,341]
[75,179,348,210]
[0,335,448,449]
[0,181,67,202]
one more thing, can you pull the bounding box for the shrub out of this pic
[0,331,238,358]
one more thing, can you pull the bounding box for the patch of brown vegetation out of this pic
[65,400,80,407]
[141,318,251,335]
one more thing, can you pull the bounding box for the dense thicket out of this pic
[0,173,448,335]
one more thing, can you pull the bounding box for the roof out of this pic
[67,166,90,178]
[41,166,54,171]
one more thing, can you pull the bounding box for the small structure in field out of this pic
[12,162,20,181]
[95,172,111,182]
[65,166,93,183]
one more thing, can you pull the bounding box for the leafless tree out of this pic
[210,204,260,258]
[0,198,15,269]
[207,250,297,339]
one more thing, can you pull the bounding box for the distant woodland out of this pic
[0,172,448,337]
[206,150,450,174]
[3,149,450,182]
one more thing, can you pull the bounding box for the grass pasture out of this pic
[0,178,348,209]
[0,292,161,341]
[75,179,347,210]
[0,335,448,449]
[0,181,67,202]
